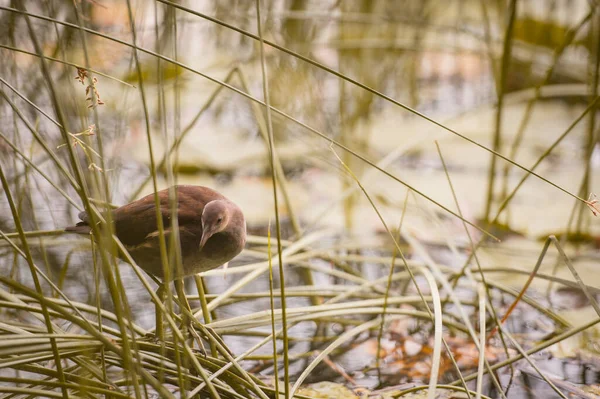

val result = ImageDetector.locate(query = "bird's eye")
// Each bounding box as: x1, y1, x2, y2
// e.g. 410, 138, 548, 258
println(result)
217, 217, 223, 223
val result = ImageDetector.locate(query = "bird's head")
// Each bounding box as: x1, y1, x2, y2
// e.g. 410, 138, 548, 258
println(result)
199, 200, 230, 249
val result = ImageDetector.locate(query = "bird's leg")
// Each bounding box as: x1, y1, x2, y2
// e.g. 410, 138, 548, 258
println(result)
143, 284, 166, 342
174, 278, 206, 353
155, 284, 166, 341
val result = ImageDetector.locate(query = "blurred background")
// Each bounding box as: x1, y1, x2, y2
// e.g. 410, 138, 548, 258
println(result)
1, 0, 600, 397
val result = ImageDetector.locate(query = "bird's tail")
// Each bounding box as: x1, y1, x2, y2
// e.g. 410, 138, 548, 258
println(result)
64, 222, 92, 235
64, 211, 92, 235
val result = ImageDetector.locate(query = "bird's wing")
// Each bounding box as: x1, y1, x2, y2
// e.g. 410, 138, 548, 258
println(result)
112, 200, 167, 246
112, 185, 223, 247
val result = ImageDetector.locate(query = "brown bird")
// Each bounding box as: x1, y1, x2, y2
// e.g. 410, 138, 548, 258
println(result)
65, 185, 246, 280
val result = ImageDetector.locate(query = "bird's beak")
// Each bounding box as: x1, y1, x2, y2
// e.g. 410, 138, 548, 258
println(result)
199, 226, 214, 250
